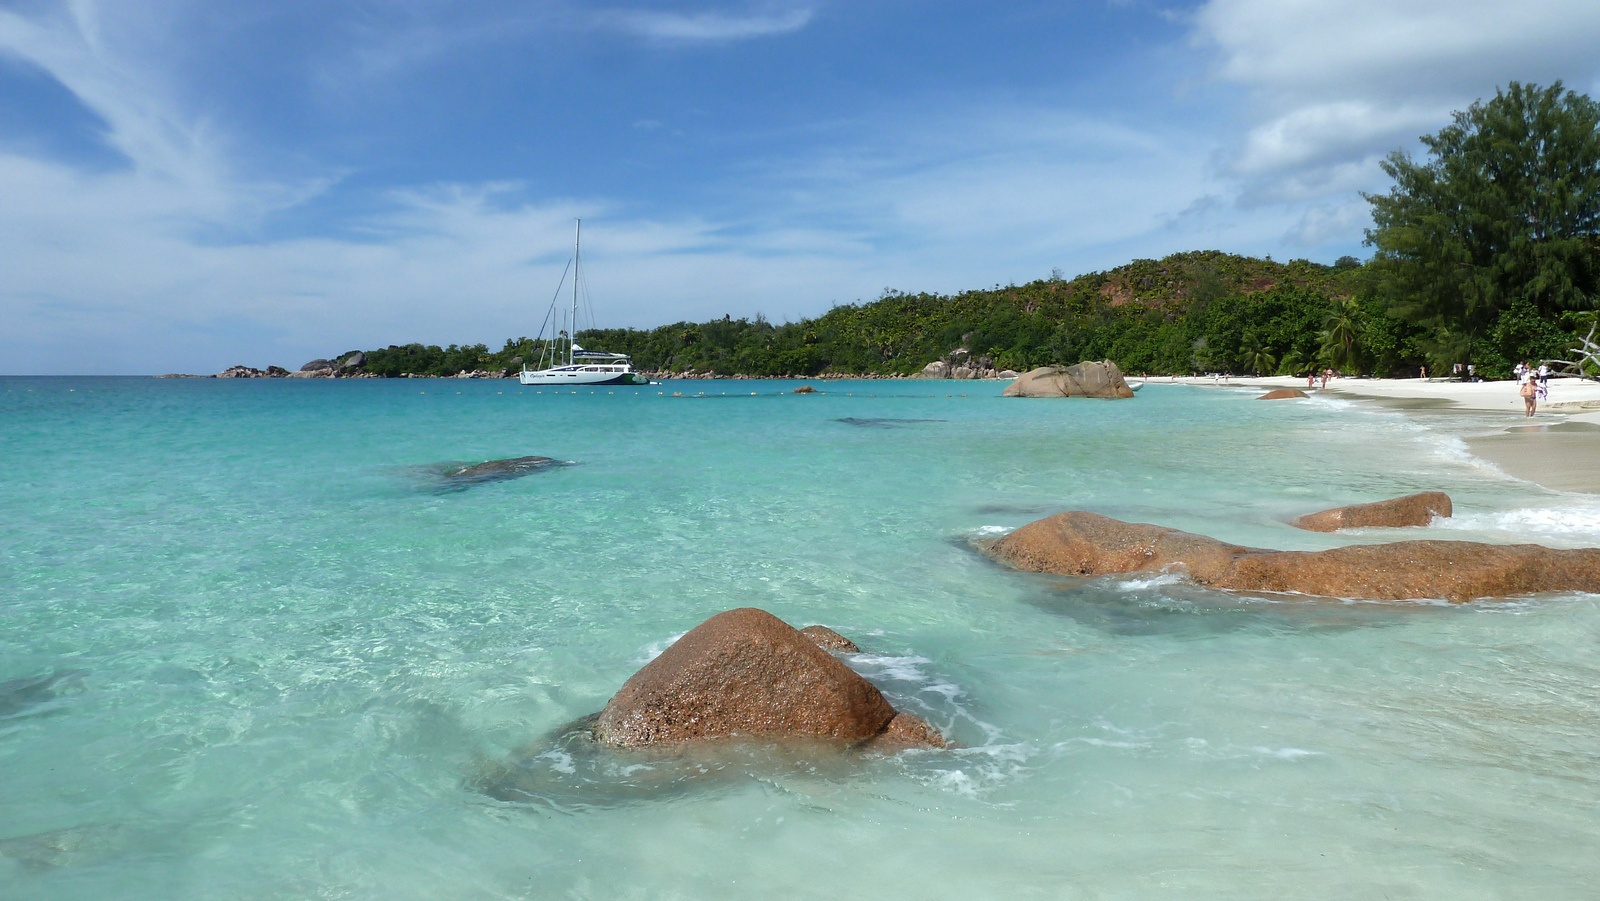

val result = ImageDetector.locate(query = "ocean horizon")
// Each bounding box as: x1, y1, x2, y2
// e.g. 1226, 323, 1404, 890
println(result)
4, 376, 1599, 899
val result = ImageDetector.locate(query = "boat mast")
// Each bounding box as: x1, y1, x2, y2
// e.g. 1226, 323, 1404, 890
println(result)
570, 218, 581, 367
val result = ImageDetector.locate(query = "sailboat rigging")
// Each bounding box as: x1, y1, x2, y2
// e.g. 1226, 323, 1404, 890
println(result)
519, 219, 648, 387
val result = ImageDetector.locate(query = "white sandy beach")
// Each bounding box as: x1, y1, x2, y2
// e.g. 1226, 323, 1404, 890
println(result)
1161, 373, 1600, 495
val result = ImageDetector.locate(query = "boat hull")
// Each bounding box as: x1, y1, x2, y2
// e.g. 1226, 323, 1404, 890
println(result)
519, 369, 648, 387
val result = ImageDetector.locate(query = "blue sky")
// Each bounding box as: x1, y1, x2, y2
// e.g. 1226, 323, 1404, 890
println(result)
4, 1, 1600, 373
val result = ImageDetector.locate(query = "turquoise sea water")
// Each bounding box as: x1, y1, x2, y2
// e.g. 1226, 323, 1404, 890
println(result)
3, 377, 1599, 899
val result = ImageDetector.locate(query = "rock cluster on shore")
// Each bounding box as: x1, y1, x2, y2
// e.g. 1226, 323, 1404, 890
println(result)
912, 346, 1019, 380
982, 510, 1600, 602
1002, 361, 1135, 398
592, 608, 945, 752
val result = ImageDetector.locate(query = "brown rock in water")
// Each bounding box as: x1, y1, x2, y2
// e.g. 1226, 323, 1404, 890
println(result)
983, 511, 1600, 602
1292, 492, 1452, 532
1002, 361, 1134, 399
1258, 388, 1309, 400
593, 608, 942, 749
988, 511, 1252, 585
862, 712, 948, 752
793, 385, 818, 394
800, 625, 859, 652
1221, 540, 1600, 602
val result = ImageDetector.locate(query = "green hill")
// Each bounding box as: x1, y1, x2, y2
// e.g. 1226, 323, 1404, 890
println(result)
358, 251, 1433, 378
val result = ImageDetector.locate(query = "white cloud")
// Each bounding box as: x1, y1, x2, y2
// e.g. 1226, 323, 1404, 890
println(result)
1197, 0, 1600, 95
1191, 0, 1600, 236
601, 6, 813, 42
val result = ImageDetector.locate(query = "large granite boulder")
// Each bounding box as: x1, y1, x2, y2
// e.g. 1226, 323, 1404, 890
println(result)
1292, 492, 1452, 532
300, 359, 335, 372
340, 351, 366, 369
916, 361, 952, 379
1002, 361, 1134, 399
1258, 388, 1309, 400
593, 608, 943, 749
982, 511, 1600, 603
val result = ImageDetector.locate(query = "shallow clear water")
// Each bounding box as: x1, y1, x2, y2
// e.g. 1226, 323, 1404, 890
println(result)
3, 377, 1598, 899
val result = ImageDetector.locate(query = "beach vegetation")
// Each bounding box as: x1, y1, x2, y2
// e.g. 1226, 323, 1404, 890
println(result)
1366, 81, 1600, 378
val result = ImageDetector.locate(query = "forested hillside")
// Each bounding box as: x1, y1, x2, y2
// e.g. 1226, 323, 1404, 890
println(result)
356, 245, 1594, 380
359, 251, 1417, 378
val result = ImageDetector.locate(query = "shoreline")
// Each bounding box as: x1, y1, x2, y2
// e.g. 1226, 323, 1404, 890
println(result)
1161, 374, 1600, 496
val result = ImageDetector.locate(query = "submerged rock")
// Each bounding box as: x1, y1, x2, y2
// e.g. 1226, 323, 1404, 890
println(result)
982, 511, 1600, 603
834, 417, 946, 428
1002, 361, 1135, 399
1292, 492, 1452, 532
593, 608, 943, 749
440, 456, 561, 485
1258, 388, 1309, 400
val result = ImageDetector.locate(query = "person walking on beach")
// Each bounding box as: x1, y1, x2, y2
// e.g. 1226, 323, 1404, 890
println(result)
1538, 362, 1550, 401
1519, 365, 1537, 416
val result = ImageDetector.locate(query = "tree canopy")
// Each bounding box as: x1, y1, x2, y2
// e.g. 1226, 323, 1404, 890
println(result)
1366, 81, 1600, 371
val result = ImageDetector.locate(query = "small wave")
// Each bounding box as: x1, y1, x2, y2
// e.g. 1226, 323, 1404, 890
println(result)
632, 631, 687, 664
1054, 737, 1150, 750
1434, 503, 1600, 543
912, 742, 1034, 798
847, 653, 933, 684
971, 525, 1013, 537
1252, 746, 1322, 760
1112, 572, 1188, 592
1303, 394, 1357, 411
537, 748, 576, 774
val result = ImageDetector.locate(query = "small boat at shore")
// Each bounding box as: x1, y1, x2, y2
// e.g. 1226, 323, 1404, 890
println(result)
521, 220, 648, 388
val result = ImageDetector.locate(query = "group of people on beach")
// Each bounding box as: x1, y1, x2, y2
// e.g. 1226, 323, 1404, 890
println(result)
1516, 361, 1550, 416
1305, 368, 1337, 389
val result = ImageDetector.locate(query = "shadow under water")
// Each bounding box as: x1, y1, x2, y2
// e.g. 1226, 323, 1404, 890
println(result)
407, 456, 569, 493
0, 671, 85, 722
0, 822, 127, 874
834, 417, 947, 428
1019, 572, 1445, 639
469, 714, 943, 813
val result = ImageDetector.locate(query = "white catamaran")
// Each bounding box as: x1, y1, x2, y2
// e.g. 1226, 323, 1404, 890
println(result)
520, 220, 649, 387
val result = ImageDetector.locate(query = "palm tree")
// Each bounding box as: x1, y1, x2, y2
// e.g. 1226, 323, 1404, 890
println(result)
1277, 348, 1312, 377
1240, 335, 1277, 377
1320, 297, 1363, 372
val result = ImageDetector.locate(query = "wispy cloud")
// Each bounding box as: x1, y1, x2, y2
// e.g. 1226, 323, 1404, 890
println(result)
600, 6, 813, 42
